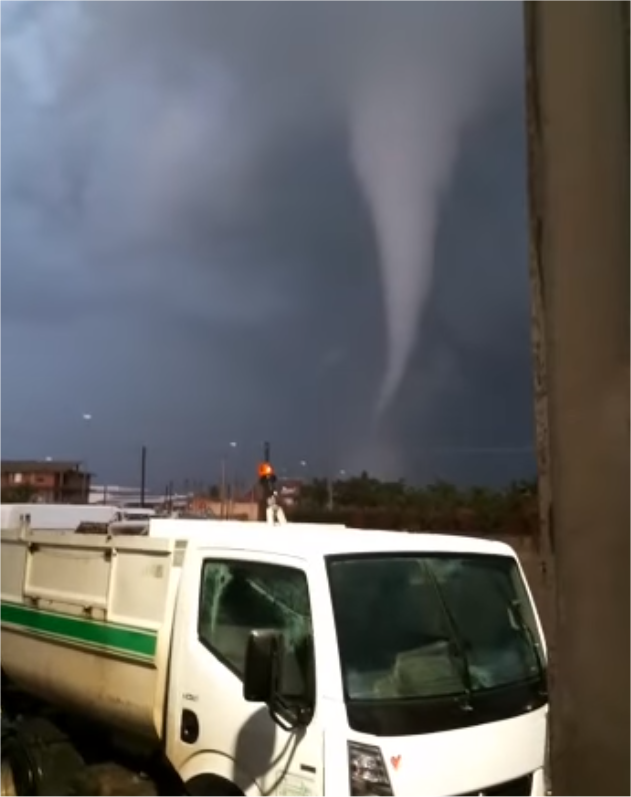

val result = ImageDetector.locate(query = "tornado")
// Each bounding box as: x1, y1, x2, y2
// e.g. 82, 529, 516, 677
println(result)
348, 8, 519, 415
350, 73, 462, 415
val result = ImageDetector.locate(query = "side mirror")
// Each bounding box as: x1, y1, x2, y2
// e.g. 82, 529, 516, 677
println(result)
243, 629, 284, 704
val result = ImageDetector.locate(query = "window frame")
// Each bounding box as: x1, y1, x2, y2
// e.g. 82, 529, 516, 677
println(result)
324, 551, 547, 736
196, 557, 316, 688
325, 551, 545, 703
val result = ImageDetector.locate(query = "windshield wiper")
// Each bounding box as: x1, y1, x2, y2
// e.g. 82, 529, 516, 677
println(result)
510, 598, 548, 696
422, 562, 474, 711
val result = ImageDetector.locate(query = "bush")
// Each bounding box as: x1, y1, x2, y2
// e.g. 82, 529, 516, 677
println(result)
288, 477, 539, 537
1, 485, 37, 503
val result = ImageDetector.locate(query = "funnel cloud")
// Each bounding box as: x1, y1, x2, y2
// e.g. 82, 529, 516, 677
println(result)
2, 3, 533, 485
347, 11, 517, 410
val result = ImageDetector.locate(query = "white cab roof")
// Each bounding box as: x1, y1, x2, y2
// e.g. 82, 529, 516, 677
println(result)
148, 518, 516, 560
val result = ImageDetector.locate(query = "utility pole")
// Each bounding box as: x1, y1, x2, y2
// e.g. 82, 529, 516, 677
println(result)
140, 445, 147, 508
168, 480, 174, 514
220, 458, 227, 519
256, 441, 272, 521
524, 3, 629, 794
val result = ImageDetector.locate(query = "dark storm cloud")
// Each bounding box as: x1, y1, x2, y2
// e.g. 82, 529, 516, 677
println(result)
393, 96, 535, 485
1, 2, 532, 486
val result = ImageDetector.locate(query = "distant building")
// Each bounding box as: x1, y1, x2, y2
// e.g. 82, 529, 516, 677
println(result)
1, 460, 91, 504
188, 494, 255, 521
89, 484, 174, 508
277, 478, 304, 506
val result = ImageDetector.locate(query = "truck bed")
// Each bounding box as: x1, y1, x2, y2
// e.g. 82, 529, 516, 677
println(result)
1, 527, 184, 741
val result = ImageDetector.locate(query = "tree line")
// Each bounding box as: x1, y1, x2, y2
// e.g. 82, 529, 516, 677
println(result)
1, 473, 540, 538
288, 472, 539, 537
1, 485, 37, 503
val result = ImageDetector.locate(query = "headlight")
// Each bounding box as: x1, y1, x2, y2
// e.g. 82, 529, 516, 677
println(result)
348, 742, 393, 796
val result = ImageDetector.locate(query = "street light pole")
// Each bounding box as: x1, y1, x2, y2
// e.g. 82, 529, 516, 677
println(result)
219, 442, 238, 519
228, 441, 237, 517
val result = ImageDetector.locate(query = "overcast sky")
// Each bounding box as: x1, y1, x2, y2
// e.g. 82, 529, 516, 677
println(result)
1, 2, 535, 489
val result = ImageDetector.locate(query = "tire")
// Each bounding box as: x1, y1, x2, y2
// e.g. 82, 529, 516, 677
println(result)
0, 728, 37, 797
184, 774, 244, 796
1, 757, 17, 797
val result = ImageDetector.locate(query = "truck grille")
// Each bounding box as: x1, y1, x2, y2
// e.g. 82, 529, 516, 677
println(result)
459, 773, 533, 796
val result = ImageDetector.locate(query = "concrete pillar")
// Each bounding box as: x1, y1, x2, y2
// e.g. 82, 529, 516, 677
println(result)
524, 3, 629, 794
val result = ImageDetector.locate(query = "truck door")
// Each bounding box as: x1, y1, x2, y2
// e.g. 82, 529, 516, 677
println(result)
166, 550, 323, 797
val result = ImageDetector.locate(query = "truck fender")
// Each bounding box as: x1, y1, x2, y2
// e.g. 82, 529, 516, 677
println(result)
178, 752, 260, 796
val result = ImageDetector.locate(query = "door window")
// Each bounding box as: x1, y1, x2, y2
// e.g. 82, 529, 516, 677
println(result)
198, 560, 314, 700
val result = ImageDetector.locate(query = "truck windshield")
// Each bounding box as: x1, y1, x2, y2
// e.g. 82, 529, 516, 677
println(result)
327, 553, 545, 706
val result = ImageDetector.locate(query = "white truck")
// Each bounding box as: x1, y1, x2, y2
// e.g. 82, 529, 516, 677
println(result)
1, 507, 549, 796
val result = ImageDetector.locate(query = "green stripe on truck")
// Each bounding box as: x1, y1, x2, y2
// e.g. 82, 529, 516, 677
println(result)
1, 602, 157, 660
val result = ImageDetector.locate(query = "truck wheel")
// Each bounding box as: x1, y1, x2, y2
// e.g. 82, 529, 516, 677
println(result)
1, 757, 17, 797
1, 734, 36, 796
184, 774, 244, 796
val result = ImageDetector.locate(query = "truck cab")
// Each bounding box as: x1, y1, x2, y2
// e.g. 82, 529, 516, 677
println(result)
165, 526, 548, 796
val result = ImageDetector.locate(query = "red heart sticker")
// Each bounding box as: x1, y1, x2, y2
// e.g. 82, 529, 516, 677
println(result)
390, 755, 401, 771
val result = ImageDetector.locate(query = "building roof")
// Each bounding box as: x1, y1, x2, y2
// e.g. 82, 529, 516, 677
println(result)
1, 460, 84, 474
